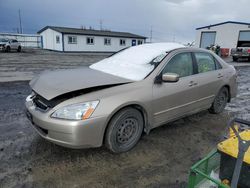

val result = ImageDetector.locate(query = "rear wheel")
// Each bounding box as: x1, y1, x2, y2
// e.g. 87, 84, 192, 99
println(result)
17, 46, 21, 52
209, 87, 229, 114
105, 107, 144, 153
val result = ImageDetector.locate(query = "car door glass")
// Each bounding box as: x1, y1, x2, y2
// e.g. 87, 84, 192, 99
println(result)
194, 52, 216, 73
162, 52, 193, 77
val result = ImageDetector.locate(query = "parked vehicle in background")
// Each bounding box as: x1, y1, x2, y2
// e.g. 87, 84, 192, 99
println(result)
25, 43, 237, 153
0, 38, 22, 52
231, 43, 250, 61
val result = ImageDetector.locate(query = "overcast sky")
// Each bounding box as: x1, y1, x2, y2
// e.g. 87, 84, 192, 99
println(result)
0, 0, 249, 43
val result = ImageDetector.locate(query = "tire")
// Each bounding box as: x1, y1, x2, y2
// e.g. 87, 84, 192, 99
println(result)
5, 46, 10, 52
209, 87, 229, 114
17, 46, 21, 52
232, 56, 238, 62
105, 107, 144, 153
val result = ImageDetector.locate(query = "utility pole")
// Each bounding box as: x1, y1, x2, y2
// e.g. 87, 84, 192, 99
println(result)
150, 26, 153, 43
18, 9, 23, 34
99, 19, 103, 30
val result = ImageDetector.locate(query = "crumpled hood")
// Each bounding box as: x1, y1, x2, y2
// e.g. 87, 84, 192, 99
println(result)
30, 67, 132, 100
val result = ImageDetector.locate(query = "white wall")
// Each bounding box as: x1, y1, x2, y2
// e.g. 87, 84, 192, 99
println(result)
63, 34, 144, 52
40, 28, 63, 51
195, 23, 250, 49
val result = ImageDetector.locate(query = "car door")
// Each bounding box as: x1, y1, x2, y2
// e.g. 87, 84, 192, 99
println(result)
152, 52, 201, 127
191, 52, 224, 107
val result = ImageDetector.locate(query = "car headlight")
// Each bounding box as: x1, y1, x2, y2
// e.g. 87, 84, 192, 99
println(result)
51, 101, 99, 120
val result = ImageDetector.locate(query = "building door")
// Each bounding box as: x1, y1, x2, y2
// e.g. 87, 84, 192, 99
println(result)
200, 32, 216, 48
132, 39, 136, 46
237, 31, 250, 47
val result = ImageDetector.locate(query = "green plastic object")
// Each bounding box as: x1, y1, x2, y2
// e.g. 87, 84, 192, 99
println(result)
188, 149, 229, 188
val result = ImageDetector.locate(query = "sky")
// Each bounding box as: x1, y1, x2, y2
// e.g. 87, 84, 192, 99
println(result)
0, 0, 250, 43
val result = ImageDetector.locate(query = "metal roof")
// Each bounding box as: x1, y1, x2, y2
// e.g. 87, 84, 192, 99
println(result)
37, 26, 146, 39
196, 21, 250, 30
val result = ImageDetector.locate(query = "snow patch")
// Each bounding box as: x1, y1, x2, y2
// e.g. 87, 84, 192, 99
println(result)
90, 42, 185, 81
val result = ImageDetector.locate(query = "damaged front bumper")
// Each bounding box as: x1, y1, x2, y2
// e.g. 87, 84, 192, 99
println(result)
25, 99, 108, 149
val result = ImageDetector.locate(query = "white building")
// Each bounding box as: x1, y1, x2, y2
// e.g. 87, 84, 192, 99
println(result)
0, 33, 41, 48
38, 26, 146, 52
195, 21, 250, 51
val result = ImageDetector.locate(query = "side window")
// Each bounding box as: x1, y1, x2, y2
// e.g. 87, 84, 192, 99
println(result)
120, 39, 126, 46
68, 36, 77, 44
86, 37, 94, 45
162, 52, 193, 77
194, 52, 216, 73
56, 36, 60, 44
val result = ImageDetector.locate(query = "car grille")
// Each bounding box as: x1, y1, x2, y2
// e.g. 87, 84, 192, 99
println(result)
33, 95, 50, 111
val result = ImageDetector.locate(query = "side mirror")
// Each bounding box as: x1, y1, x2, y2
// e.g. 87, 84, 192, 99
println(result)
162, 73, 179, 82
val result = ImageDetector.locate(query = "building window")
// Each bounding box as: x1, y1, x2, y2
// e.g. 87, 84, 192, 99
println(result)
104, 38, 111, 45
137, 40, 143, 45
56, 35, 60, 43
68, 36, 77, 44
87, 37, 94, 45
120, 39, 126, 46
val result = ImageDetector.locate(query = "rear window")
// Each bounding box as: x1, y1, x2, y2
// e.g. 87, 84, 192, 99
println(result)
194, 52, 216, 73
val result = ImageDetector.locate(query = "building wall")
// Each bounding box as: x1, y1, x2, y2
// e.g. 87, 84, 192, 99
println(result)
0, 33, 41, 48
195, 23, 250, 49
63, 34, 144, 52
40, 28, 63, 51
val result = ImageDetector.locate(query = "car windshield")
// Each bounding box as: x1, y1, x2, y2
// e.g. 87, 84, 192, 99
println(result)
0, 38, 8, 42
90, 43, 184, 81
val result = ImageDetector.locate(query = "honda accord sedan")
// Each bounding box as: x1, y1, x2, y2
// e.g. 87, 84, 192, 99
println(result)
25, 43, 237, 153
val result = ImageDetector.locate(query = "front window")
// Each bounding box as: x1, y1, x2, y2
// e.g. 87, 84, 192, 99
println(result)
162, 53, 193, 77
68, 36, 77, 44
87, 37, 94, 45
120, 39, 126, 46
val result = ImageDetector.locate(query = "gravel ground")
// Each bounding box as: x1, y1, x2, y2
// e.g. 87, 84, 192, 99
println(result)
0, 50, 250, 188
0, 49, 108, 82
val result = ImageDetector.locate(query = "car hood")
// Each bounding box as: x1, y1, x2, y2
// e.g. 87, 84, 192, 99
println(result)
30, 67, 132, 100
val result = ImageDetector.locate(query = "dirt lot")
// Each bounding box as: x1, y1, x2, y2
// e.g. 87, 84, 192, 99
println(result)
0, 50, 250, 188
0, 49, 108, 82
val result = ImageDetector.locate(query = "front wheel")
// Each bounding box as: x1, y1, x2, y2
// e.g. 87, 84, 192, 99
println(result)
209, 87, 229, 114
105, 107, 144, 153
5, 46, 10, 52
17, 46, 21, 52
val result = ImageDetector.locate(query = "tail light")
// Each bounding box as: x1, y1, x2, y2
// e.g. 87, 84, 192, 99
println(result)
248, 49, 250, 53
